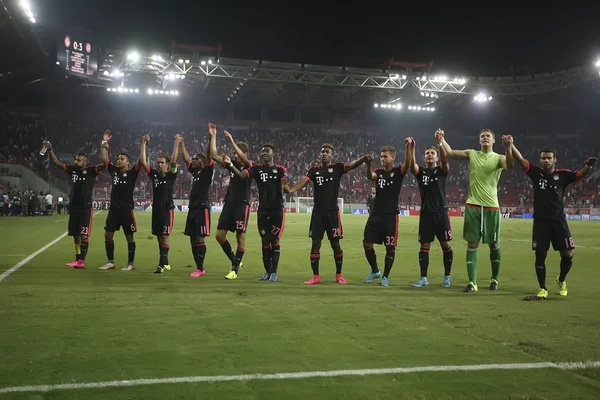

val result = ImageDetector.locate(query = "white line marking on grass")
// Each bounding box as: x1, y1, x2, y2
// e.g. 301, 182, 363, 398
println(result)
506, 239, 598, 250
53, 219, 65, 223
0, 361, 599, 394
0, 211, 101, 283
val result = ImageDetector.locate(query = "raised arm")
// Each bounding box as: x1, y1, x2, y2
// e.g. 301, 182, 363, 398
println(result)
179, 136, 191, 165
436, 129, 471, 161
100, 130, 111, 164
139, 135, 151, 173
437, 134, 450, 173
410, 137, 419, 174
365, 155, 376, 181
499, 135, 515, 170
400, 137, 413, 175
344, 155, 368, 172
224, 130, 251, 168
223, 155, 249, 179
507, 140, 529, 171
171, 136, 181, 171
42, 141, 65, 169
208, 123, 224, 166
575, 157, 598, 180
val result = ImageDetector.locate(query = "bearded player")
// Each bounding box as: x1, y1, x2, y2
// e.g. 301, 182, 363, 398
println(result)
436, 129, 514, 293
509, 140, 597, 298
362, 139, 412, 287
43, 141, 106, 268
99, 130, 142, 271
410, 139, 453, 288
226, 144, 290, 282
210, 128, 252, 280
286, 144, 368, 285
139, 134, 181, 273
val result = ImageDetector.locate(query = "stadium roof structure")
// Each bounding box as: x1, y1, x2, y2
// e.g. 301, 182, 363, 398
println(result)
100, 48, 600, 111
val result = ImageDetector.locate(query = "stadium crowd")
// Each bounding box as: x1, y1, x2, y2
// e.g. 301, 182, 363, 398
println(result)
2, 109, 600, 213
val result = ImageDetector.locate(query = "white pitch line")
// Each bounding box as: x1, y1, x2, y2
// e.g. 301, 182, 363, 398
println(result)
506, 239, 598, 249
0, 211, 101, 283
0, 361, 599, 394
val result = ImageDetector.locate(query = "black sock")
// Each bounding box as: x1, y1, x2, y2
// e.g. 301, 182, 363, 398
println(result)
535, 251, 547, 289
310, 253, 320, 275
193, 243, 206, 271
233, 247, 245, 272
105, 240, 114, 262
159, 245, 170, 266
220, 240, 235, 263
262, 245, 271, 273
559, 255, 573, 282
334, 252, 343, 275
127, 242, 136, 264
80, 240, 89, 261
383, 248, 395, 278
271, 244, 281, 274
419, 248, 429, 278
443, 248, 453, 276
364, 246, 379, 273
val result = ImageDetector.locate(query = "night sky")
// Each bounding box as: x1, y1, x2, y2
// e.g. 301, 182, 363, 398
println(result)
33, 1, 600, 77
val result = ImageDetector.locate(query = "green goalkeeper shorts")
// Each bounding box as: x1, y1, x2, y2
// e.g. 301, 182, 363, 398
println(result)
463, 204, 501, 244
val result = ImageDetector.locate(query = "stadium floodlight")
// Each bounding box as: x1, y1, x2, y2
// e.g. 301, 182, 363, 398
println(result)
474, 93, 493, 102
107, 87, 140, 94
152, 54, 164, 62
19, 0, 36, 23
420, 91, 439, 99
407, 105, 435, 112
595, 60, 600, 68
127, 52, 139, 62
373, 103, 379, 107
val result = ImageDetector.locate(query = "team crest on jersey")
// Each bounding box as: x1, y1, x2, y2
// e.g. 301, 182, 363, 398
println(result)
553, 175, 559, 180
532, 240, 537, 249
260, 229, 266, 235
123, 173, 127, 177
328, 168, 333, 173
83, 169, 87, 174
272, 169, 277, 173
390, 172, 394, 177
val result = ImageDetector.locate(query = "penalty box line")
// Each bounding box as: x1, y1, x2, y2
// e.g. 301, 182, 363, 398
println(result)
0, 211, 101, 283
1, 361, 599, 394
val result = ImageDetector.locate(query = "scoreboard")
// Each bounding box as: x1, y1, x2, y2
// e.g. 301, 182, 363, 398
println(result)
56, 31, 98, 80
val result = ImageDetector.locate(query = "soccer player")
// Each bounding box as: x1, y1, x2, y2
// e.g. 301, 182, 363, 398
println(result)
99, 130, 142, 271
436, 129, 514, 293
211, 128, 252, 280
366, 187, 376, 213
362, 139, 412, 287
179, 128, 214, 278
42, 140, 106, 268
410, 140, 453, 288
139, 134, 181, 273
286, 145, 368, 285
225, 143, 290, 282
508, 141, 597, 298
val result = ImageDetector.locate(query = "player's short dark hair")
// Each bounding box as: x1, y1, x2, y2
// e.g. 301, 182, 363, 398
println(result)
380, 145, 396, 158
236, 142, 249, 154
321, 143, 334, 152
262, 143, 275, 152
192, 154, 206, 163
539, 148, 557, 158
158, 155, 171, 163
76, 152, 88, 159
479, 129, 495, 138
425, 146, 438, 156
119, 152, 131, 161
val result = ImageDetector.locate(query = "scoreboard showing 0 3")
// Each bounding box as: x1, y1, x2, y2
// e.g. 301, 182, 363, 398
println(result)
57, 30, 98, 80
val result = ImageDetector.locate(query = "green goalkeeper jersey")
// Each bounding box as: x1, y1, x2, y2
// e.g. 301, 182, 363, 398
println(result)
466, 150, 503, 208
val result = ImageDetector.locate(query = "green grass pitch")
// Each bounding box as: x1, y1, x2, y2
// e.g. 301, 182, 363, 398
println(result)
1, 211, 600, 399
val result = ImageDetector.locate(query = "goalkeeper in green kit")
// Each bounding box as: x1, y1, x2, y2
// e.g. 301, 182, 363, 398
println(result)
436, 129, 514, 292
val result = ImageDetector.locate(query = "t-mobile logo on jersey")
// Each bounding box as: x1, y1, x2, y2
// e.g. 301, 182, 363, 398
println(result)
378, 178, 386, 188
422, 175, 430, 186
539, 178, 547, 189
259, 171, 269, 182
315, 176, 324, 186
